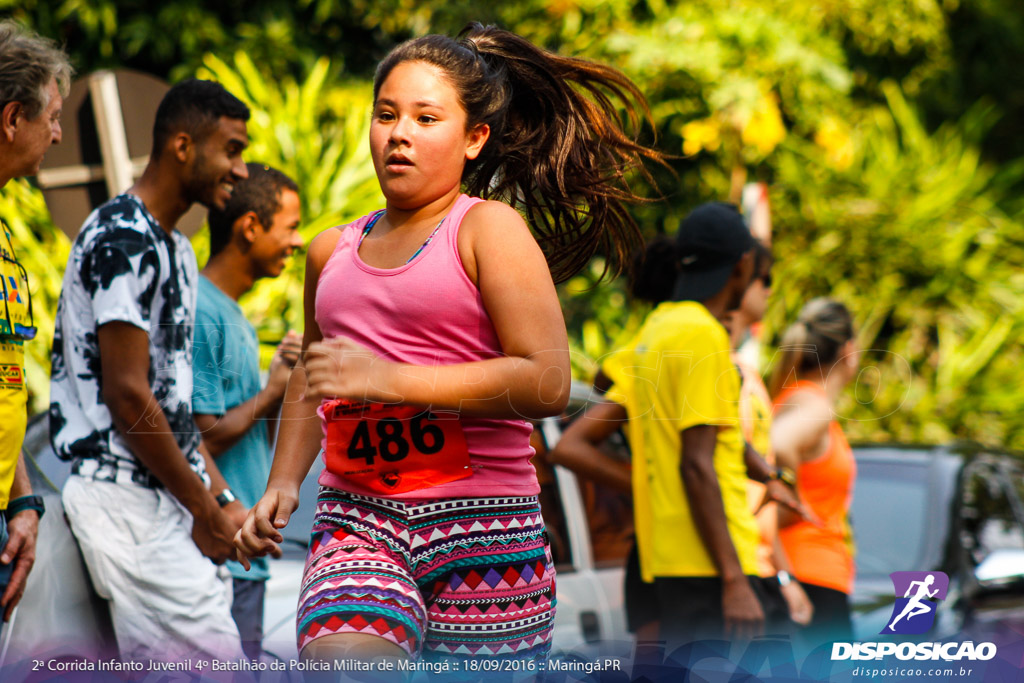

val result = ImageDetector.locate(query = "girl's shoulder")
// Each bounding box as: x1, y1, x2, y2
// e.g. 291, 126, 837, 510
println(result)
458, 200, 539, 286
773, 388, 833, 438
774, 385, 832, 416
459, 199, 532, 250
307, 224, 350, 271
462, 198, 527, 231
772, 388, 833, 464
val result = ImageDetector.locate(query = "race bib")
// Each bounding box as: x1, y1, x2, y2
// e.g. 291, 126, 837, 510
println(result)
324, 399, 472, 494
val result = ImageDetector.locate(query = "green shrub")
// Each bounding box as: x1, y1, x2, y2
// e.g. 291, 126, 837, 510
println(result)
765, 85, 1024, 448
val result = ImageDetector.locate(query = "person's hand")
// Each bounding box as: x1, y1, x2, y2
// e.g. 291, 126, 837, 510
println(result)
722, 575, 764, 641
780, 578, 814, 626
1, 510, 39, 621
191, 503, 239, 565
234, 487, 299, 571
305, 337, 395, 402
223, 500, 249, 531
277, 330, 302, 367
760, 479, 820, 526
266, 331, 303, 400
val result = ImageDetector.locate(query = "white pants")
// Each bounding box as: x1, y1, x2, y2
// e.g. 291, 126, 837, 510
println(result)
62, 475, 243, 663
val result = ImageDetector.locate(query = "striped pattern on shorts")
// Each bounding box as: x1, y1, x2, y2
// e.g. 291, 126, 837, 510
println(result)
297, 487, 556, 659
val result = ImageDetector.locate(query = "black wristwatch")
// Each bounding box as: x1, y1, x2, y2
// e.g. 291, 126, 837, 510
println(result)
6, 494, 45, 521
767, 466, 797, 488
215, 489, 237, 507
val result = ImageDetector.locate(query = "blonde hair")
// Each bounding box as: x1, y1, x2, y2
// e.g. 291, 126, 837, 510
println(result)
769, 298, 854, 397
0, 20, 73, 120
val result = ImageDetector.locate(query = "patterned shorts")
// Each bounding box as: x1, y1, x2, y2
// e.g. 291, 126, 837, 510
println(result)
297, 488, 556, 660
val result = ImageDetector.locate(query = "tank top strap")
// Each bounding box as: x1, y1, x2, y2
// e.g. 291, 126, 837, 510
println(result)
443, 194, 486, 251
324, 212, 379, 265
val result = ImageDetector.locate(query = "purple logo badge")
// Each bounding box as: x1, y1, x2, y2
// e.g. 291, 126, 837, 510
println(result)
882, 571, 949, 635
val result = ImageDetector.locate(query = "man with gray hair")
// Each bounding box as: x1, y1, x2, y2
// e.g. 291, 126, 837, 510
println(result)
0, 20, 72, 621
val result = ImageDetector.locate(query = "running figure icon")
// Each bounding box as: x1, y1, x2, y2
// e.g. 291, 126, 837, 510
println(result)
882, 571, 949, 635
887, 574, 939, 632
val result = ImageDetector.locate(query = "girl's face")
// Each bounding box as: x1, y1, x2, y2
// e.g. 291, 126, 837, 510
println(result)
370, 60, 490, 209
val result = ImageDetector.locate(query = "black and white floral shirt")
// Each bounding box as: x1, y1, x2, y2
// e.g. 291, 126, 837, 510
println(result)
49, 193, 207, 488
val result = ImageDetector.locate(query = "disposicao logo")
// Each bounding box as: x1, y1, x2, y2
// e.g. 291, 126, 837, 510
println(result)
832, 569, 996, 663
882, 571, 949, 635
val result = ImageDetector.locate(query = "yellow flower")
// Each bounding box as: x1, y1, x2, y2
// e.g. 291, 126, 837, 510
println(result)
681, 118, 721, 156
815, 115, 855, 170
742, 93, 786, 157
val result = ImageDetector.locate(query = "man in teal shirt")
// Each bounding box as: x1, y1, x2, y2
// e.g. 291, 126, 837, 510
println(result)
192, 162, 303, 659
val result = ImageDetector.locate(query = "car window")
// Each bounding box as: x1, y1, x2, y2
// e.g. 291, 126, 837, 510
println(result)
960, 459, 1024, 566
851, 460, 930, 578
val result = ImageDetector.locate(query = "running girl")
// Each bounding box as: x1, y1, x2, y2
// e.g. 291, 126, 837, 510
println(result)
235, 23, 663, 664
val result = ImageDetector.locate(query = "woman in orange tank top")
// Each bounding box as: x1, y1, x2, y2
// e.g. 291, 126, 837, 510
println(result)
769, 298, 859, 651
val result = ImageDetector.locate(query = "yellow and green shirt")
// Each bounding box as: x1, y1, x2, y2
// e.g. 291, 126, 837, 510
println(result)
0, 224, 31, 509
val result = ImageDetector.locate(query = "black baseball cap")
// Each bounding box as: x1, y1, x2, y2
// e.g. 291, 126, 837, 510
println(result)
672, 202, 755, 302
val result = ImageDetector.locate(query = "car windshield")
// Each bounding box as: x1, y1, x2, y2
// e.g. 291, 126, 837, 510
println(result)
960, 457, 1024, 566
852, 460, 931, 578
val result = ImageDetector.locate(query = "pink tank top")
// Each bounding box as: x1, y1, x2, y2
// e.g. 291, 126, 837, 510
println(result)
315, 194, 538, 499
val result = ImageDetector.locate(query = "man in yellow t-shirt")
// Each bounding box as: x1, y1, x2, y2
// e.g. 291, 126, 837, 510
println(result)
0, 20, 72, 620
607, 203, 792, 644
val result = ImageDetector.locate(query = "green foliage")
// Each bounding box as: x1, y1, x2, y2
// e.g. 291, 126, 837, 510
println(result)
4, 0, 334, 79
782, 0, 952, 97
544, 0, 863, 383
926, 0, 1024, 167
5, 0, 1024, 452
558, 259, 650, 382
0, 180, 71, 414
9, 0, 1024, 166
764, 84, 1024, 448
194, 53, 383, 362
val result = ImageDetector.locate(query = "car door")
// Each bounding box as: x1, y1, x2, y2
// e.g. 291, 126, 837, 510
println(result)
536, 417, 631, 657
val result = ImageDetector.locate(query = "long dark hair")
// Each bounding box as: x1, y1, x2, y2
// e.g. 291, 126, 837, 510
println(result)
374, 23, 665, 283
769, 298, 855, 397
